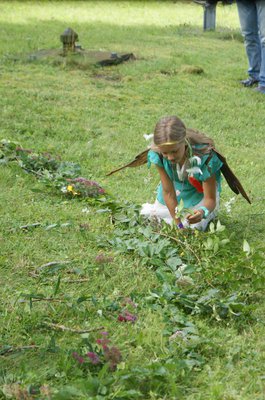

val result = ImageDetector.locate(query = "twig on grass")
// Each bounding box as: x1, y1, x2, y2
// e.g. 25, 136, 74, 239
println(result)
0, 345, 39, 356
158, 231, 201, 265
43, 322, 104, 334
28, 271, 40, 278
19, 297, 65, 304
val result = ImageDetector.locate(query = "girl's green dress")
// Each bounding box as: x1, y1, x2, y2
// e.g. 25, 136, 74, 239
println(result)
147, 145, 223, 208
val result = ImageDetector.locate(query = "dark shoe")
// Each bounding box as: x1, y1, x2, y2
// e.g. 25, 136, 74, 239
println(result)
253, 85, 265, 94
240, 77, 259, 87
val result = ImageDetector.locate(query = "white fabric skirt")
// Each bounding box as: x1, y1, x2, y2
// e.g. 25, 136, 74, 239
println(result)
140, 194, 220, 231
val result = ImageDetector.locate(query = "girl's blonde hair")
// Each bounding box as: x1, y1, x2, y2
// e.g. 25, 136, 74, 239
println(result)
151, 115, 215, 155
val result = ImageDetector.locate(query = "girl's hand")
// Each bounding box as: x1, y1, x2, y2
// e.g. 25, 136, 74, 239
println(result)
186, 209, 204, 224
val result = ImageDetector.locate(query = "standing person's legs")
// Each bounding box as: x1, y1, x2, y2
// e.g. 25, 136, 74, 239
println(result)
237, 0, 261, 84
256, 0, 265, 89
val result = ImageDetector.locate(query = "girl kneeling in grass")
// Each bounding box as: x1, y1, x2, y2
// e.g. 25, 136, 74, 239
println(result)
108, 115, 250, 230
141, 115, 222, 231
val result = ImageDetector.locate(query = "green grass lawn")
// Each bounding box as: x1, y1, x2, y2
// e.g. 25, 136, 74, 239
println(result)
1, 1, 265, 399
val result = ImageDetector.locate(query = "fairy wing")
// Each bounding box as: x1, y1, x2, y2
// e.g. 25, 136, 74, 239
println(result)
107, 146, 251, 204
106, 149, 149, 176
213, 149, 251, 204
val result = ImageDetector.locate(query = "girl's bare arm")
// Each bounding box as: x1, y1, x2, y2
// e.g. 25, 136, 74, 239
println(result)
156, 165, 181, 224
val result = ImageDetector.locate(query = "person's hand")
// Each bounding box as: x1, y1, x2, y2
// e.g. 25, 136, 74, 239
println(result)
186, 209, 204, 224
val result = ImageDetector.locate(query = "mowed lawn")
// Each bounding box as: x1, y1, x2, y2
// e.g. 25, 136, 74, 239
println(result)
0, 1, 265, 399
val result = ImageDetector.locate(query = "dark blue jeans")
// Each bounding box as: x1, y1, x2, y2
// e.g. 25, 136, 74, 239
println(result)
237, 0, 265, 86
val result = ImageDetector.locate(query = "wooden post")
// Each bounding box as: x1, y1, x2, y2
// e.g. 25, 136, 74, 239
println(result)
203, 3, 217, 31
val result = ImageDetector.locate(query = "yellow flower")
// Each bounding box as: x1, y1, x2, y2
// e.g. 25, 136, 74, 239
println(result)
67, 185, 78, 195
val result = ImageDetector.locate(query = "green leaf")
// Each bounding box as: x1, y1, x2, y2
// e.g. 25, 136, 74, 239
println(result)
154, 366, 168, 376
61, 222, 72, 228
38, 263, 70, 275
220, 238, 230, 246
209, 222, 215, 233
243, 239, 251, 256
177, 199, 185, 213
166, 256, 182, 270
53, 386, 84, 399
53, 276, 61, 296
204, 237, 214, 250
77, 296, 91, 304
156, 269, 170, 283
45, 223, 58, 230
213, 242, 219, 253
216, 220, 225, 232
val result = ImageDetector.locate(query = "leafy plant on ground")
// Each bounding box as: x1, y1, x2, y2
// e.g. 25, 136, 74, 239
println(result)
0, 139, 105, 199
1, 2, 265, 398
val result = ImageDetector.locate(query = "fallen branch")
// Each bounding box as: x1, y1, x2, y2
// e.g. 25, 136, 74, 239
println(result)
0, 345, 39, 356
19, 297, 65, 303
43, 322, 104, 334
158, 231, 201, 265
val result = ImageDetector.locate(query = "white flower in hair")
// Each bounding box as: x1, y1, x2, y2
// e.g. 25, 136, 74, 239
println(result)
143, 133, 154, 141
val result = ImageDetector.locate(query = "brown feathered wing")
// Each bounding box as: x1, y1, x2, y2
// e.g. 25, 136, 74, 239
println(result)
107, 148, 251, 204
106, 149, 149, 176
213, 149, 251, 204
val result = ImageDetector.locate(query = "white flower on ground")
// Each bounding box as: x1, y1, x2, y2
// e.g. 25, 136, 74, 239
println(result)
224, 197, 236, 213
82, 207, 90, 213
178, 264, 188, 272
